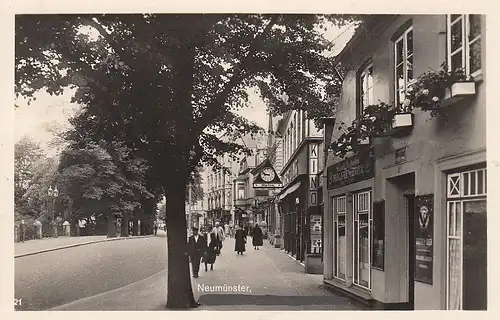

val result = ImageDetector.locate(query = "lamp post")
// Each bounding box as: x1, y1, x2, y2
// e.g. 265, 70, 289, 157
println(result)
48, 186, 59, 237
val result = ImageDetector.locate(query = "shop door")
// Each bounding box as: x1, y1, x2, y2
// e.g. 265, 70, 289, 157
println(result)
462, 200, 487, 310
446, 168, 487, 310
301, 212, 308, 262
284, 214, 289, 252
291, 212, 297, 257
406, 194, 415, 310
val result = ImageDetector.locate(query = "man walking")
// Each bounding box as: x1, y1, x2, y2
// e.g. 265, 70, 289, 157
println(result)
213, 221, 225, 255
188, 227, 206, 278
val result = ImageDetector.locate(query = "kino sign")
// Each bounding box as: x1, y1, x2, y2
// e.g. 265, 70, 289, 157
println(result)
308, 143, 319, 207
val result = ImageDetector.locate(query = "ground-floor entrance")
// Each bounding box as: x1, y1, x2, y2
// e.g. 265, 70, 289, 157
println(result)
446, 166, 487, 310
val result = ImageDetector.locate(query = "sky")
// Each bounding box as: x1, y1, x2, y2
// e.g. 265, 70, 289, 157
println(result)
14, 20, 357, 157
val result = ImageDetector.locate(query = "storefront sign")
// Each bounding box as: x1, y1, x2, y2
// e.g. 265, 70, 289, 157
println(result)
327, 151, 375, 190
415, 194, 434, 284
372, 200, 385, 270
309, 143, 319, 207
308, 191, 318, 207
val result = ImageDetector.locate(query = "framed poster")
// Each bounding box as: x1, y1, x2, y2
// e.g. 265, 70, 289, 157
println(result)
415, 194, 434, 284
372, 200, 385, 270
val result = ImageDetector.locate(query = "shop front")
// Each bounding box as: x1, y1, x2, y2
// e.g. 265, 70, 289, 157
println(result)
323, 148, 376, 303
279, 177, 307, 262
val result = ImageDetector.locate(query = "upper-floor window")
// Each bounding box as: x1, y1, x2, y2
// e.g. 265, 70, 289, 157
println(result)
237, 184, 245, 199
447, 14, 482, 77
359, 62, 374, 115
394, 26, 413, 107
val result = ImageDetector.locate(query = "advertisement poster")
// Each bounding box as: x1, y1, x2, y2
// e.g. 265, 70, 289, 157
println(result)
415, 194, 434, 284
310, 215, 322, 254
372, 200, 385, 270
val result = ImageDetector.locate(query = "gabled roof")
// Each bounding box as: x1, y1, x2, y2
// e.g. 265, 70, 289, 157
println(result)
251, 158, 271, 175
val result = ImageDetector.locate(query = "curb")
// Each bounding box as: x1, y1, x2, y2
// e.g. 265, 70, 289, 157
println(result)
15, 235, 154, 258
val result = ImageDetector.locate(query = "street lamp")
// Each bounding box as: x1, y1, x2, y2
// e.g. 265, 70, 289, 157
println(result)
48, 186, 59, 237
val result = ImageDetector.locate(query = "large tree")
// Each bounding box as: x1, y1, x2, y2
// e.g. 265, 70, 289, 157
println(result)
15, 13, 354, 308
57, 140, 154, 237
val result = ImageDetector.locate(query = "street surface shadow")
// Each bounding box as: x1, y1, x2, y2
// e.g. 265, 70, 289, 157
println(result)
198, 294, 350, 306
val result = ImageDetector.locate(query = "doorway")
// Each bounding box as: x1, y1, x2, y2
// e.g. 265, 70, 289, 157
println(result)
405, 194, 416, 310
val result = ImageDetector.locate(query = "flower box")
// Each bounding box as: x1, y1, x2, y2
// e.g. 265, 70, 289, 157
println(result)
442, 81, 476, 107
392, 113, 413, 129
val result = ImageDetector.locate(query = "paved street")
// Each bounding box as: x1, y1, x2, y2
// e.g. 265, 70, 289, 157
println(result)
48, 237, 361, 311
15, 233, 167, 311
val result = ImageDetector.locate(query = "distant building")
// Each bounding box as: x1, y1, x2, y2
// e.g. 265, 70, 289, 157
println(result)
274, 109, 325, 274
204, 133, 267, 226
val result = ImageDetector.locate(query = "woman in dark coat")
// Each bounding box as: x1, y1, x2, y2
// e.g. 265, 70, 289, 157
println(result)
251, 224, 263, 250
204, 231, 217, 271
234, 225, 246, 255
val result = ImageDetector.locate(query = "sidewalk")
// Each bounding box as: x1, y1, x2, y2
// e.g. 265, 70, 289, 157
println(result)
15, 234, 154, 257
51, 237, 362, 311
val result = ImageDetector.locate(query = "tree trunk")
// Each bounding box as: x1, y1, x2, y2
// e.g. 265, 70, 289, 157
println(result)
132, 220, 139, 236
164, 172, 196, 309
107, 213, 117, 238
121, 213, 130, 237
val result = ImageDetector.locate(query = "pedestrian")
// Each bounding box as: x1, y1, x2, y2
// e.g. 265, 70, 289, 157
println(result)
212, 221, 225, 255
187, 227, 206, 278
153, 220, 158, 236
224, 222, 230, 237
251, 223, 263, 250
203, 231, 218, 271
234, 225, 247, 255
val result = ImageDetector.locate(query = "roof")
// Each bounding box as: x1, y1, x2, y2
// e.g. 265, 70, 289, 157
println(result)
333, 15, 397, 65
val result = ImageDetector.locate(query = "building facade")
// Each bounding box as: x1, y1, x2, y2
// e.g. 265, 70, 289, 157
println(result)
322, 15, 486, 310
233, 148, 268, 227
206, 155, 240, 226
276, 109, 325, 273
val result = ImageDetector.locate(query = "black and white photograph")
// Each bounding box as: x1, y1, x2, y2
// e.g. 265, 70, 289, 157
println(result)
2, 1, 493, 314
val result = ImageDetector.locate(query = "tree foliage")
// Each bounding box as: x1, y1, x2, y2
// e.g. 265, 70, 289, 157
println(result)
14, 136, 44, 204
14, 137, 61, 222
56, 141, 155, 222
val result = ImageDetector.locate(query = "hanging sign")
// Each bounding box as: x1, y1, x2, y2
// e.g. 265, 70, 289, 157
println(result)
415, 194, 434, 284
253, 158, 283, 188
308, 143, 319, 207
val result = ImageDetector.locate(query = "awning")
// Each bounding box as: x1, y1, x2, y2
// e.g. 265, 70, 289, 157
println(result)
278, 181, 301, 201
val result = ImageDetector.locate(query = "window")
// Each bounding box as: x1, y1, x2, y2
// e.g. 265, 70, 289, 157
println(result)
447, 15, 482, 77
293, 114, 297, 152
446, 168, 487, 310
334, 196, 347, 280
297, 110, 303, 141
359, 62, 374, 114
394, 26, 414, 107
238, 184, 245, 200
302, 111, 307, 138
353, 191, 372, 290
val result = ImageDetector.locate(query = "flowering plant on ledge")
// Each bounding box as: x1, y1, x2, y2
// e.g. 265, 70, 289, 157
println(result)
330, 102, 400, 159
404, 63, 468, 120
